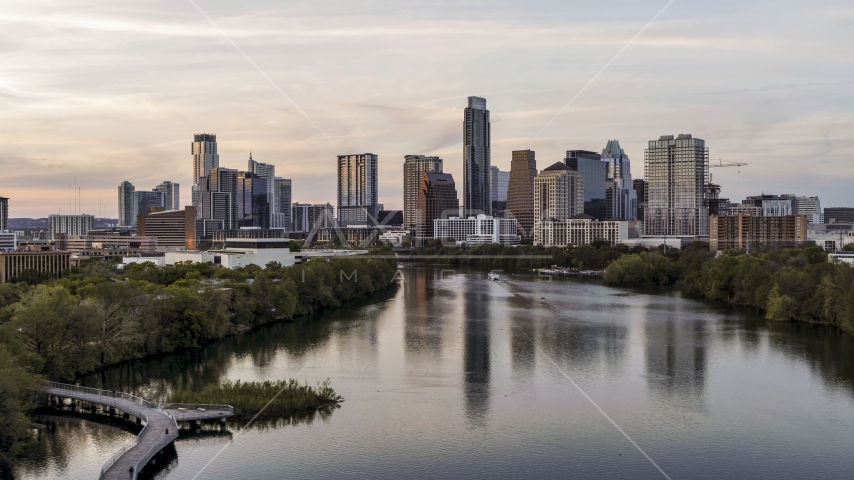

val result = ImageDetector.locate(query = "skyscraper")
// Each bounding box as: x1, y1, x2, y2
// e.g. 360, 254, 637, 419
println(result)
565, 150, 607, 220
416, 172, 459, 240
506, 150, 537, 241
292, 203, 334, 233
154, 181, 180, 210
794, 196, 822, 224
135, 191, 167, 224
601, 139, 636, 221
0, 197, 8, 232
644, 134, 709, 237
489, 166, 509, 218
463, 96, 491, 215
237, 172, 270, 229
192, 133, 219, 185
533, 163, 584, 245
117, 181, 135, 227
272, 178, 293, 231
633, 179, 647, 222
248, 153, 276, 224
403, 155, 443, 230
209, 167, 239, 229
337, 153, 379, 226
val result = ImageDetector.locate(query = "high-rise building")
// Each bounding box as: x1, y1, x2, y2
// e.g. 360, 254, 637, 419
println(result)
533, 162, 584, 245
248, 153, 276, 224
337, 154, 379, 226
601, 140, 636, 221
506, 150, 537, 241
237, 172, 270, 229
292, 203, 334, 233
824, 207, 854, 224
644, 134, 709, 237
272, 178, 292, 231
794, 196, 822, 224
192, 133, 219, 185
489, 166, 510, 218
463, 96, 491, 215
193, 167, 239, 234
117, 181, 135, 227
135, 191, 167, 223
48, 214, 94, 240
416, 172, 459, 239
154, 181, 180, 210
565, 150, 607, 220
0, 197, 8, 232
761, 195, 795, 217
633, 179, 647, 222
403, 155, 443, 230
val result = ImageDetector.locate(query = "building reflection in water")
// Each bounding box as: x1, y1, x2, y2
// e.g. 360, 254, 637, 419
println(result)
644, 305, 708, 401
402, 267, 446, 362
462, 274, 491, 429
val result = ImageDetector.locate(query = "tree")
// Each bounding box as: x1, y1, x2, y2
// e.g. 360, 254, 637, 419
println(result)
79, 282, 139, 366
8, 285, 78, 379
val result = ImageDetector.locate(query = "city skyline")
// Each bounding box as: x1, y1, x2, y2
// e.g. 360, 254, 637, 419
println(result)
0, 1, 852, 217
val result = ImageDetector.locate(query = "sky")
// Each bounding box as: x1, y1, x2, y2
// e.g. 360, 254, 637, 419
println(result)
0, 0, 852, 218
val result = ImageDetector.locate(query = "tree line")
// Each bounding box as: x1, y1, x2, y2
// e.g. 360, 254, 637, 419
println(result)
604, 243, 854, 331
0, 247, 396, 476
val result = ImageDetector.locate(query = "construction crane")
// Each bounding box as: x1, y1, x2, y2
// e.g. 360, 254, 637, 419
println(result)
710, 159, 748, 169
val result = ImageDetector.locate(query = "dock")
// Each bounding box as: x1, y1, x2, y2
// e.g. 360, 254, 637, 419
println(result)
44, 382, 233, 480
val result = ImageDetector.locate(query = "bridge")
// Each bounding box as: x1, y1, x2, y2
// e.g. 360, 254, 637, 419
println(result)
44, 382, 233, 480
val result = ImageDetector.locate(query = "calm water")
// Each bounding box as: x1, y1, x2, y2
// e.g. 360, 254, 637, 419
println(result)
17, 266, 854, 479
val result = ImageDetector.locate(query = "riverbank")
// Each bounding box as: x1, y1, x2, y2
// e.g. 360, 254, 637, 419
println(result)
0, 247, 397, 475
604, 243, 854, 333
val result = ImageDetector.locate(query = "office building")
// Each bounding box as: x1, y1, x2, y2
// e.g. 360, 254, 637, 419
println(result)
272, 178, 292, 230
706, 183, 730, 216
337, 153, 379, 227
794, 196, 822, 224
0, 197, 7, 232
117, 181, 135, 227
192, 133, 219, 185
237, 172, 270, 229
0, 232, 16, 251
292, 203, 334, 234
601, 139, 637, 221
194, 167, 239, 234
403, 155, 443, 230
533, 162, 584, 245
135, 190, 167, 222
761, 195, 795, 217
48, 214, 94, 240
824, 207, 854, 224
248, 154, 276, 223
376, 210, 403, 228
709, 214, 808, 252
633, 179, 647, 222
644, 134, 710, 237
506, 150, 537, 241
463, 96, 491, 215
538, 215, 627, 247
565, 150, 607, 220
154, 181, 180, 210
137, 206, 197, 250
416, 172, 459, 239
434, 214, 519, 245
489, 166, 510, 218
0, 251, 71, 284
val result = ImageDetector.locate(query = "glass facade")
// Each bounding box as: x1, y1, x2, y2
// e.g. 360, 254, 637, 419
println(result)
463, 96, 491, 215
644, 134, 709, 237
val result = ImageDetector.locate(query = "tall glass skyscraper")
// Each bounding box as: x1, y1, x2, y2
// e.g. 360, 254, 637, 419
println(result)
489, 166, 509, 218
463, 96, 491, 216
565, 150, 607, 220
192, 133, 219, 185
601, 139, 636, 221
117, 181, 135, 227
154, 181, 180, 210
337, 153, 379, 226
644, 134, 709, 237
506, 150, 537, 240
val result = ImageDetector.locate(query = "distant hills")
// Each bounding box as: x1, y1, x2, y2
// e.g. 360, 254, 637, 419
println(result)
8, 218, 118, 229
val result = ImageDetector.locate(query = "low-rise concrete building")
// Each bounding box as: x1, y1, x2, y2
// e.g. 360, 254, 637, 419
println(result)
537, 214, 627, 247
433, 214, 520, 245
0, 251, 71, 283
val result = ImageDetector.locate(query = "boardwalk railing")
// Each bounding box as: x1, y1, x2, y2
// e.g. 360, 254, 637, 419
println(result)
46, 382, 234, 415
45, 382, 232, 479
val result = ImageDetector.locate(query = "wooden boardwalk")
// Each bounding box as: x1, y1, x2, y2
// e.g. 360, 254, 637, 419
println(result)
45, 382, 233, 480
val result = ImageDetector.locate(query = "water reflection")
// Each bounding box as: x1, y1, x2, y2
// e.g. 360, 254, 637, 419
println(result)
643, 308, 708, 401
462, 274, 491, 429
